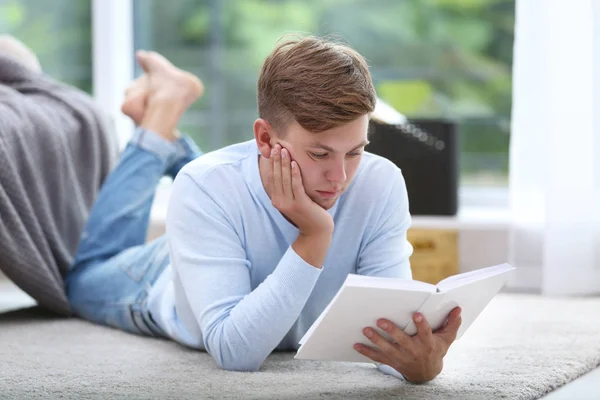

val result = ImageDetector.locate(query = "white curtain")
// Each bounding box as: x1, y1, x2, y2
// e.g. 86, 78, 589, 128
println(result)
509, 0, 600, 295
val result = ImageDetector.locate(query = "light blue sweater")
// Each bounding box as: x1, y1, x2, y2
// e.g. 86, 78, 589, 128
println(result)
147, 139, 413, 375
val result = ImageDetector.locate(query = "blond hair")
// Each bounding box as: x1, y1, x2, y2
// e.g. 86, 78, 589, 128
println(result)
257, 35, 376, 134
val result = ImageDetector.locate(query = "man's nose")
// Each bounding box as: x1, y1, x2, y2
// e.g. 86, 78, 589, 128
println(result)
326, 159, 347, 184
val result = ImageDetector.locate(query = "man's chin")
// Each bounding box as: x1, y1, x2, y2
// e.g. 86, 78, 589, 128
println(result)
314, 197, 338, 210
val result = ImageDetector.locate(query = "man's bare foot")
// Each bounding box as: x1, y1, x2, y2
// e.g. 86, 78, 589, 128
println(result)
121, 74, 148, 126
136, 50, 204, 141
137, 51, 204, 108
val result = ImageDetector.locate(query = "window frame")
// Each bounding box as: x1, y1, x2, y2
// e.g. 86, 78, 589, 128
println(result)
92, 0, 135, 149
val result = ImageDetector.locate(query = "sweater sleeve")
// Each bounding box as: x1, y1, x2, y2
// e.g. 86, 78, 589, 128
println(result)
377, 363, 407, 380
356, 167, 413, 380
356, 167, 413, 280
167, 172, 322, 372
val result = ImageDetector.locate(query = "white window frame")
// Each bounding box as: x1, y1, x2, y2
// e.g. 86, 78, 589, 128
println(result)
92, 0, 135, 149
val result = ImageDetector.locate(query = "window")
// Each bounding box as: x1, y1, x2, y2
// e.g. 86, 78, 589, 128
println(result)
0, 0, 92, 93
133, 0, 514, 188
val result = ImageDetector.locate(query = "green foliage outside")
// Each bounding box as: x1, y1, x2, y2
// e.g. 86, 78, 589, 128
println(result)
0, 0, 92, 92
1, 0, 514, 185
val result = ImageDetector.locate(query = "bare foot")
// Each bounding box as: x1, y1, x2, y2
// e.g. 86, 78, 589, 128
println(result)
121, 74, 149, 126
137, 51, 203, 109
135, 51, 204, 141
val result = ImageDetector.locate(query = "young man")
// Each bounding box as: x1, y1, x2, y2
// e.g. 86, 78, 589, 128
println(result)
66, 36, 462, 384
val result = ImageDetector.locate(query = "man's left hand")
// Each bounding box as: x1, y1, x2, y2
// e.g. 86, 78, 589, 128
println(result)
354, 307, 462, 384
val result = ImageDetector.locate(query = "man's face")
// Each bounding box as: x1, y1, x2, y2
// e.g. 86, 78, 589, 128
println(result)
275, 115, 370, 210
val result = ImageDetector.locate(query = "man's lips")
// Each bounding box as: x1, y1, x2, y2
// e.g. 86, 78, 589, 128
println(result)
317, 190, 340, 198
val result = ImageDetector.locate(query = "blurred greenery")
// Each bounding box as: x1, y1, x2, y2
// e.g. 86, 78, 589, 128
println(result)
0, 0, 92, 92
136, 0, 514, 185
1, 0, 514, 185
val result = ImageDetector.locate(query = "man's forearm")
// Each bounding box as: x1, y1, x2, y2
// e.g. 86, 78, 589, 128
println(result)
198, 246, 323, 371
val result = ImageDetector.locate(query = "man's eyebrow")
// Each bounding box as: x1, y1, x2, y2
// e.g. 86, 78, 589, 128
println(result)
308, 140, 370, 153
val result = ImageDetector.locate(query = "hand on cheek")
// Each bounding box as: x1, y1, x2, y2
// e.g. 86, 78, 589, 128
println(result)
268, 144, 334, 236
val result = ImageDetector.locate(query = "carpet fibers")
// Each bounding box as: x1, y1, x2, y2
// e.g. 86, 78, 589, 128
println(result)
1, 294, 599, 399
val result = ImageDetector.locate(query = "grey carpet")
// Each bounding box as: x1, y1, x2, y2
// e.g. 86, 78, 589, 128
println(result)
1, 294, 599, 400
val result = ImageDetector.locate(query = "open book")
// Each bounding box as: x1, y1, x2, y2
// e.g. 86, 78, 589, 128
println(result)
295, 263, 515, 363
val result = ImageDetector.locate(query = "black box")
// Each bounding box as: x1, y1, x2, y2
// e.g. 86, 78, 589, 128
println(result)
366, 118, 459, 216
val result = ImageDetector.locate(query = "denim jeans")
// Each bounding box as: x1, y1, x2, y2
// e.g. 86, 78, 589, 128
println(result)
65, 128, 202, 337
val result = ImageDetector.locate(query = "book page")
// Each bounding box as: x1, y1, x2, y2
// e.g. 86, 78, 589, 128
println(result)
404, 265, 514, 339
345, 273, 436, 292
436, 263, 514, 293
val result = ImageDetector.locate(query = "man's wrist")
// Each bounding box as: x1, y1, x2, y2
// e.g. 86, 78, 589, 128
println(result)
401, 368, 440, 384
292, 232, 332, 269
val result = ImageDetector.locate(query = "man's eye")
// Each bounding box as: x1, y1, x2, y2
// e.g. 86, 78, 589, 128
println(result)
347, 152, 362, 157
311, 152, 328, 159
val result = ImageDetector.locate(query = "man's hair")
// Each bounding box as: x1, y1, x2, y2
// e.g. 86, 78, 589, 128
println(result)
257, 35, 377, 134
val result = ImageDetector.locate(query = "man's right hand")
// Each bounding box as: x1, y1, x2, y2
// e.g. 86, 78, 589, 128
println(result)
268, 144, 334, 268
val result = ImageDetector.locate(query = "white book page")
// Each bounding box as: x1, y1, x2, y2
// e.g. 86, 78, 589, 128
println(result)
345, 273, 436, 292
436, 263, 514, 293
404, 264, 515, 338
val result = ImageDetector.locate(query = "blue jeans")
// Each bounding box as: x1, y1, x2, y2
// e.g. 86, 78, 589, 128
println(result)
65, 128, 202, 337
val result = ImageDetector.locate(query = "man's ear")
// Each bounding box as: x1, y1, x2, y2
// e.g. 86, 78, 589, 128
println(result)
253, 118, 275, 159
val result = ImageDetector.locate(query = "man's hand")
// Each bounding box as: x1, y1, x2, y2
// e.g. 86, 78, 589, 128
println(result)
268, 144, 334, 268
269, 144, 334, 236
354, 307, 462, 383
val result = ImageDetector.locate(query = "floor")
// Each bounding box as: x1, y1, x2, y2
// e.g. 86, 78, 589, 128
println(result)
1, 279, 598, 399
